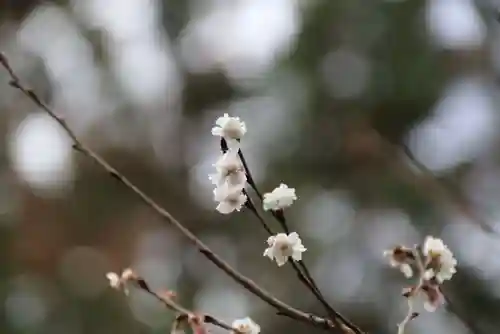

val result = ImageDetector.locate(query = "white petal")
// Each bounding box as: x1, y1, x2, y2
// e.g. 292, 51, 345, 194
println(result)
211, 127, 223, 137
121, 268, 135, 280
275, 254, 288, 267
106, 272, 120, 288
291, 250, 303, 262
216, 202, 235, 214
423, 269, 435, 280
209, 173, 223, 186
400, 264, 413, 278
263, 248, 274, 259
287, 232, 300, 244
293, 244, 307, 253
227, 171, 247, 187
266, 235, 276, 246
215, 114, 230, 126
424, 301, 437, 312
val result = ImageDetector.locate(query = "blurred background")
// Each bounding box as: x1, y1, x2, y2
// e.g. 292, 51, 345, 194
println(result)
0, 0, 500, 333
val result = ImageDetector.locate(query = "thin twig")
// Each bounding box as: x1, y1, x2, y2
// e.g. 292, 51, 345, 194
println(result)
0, 52, 338, 332
244, 192, 275, 235
237, 149, 363, 334
134, 277, 237, 332
237, 150, 264, 200
389, 142, 494, 233
397, 247, 425, 334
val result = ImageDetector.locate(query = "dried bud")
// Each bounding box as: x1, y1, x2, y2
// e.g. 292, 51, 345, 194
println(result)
402, 286, 417, 298
106, 268, 137, 295
158, 289, 177, 301
421, 282, 445, 312
188, 314, 207, 334
384, 246, 415, 278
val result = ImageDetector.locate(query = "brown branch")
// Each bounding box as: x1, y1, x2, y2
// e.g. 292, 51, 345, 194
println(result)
237, 149, 363, 334
0, 52, 340, 332
386, 141, 494, 234
133, 277, 237, 332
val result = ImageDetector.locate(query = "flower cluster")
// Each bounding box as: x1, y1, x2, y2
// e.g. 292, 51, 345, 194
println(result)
210, 114, 248, 214
210, 114, 303, 267
385, 235, 457, 325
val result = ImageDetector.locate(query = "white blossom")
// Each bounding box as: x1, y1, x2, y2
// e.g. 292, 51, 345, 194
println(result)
422, 236, 446, 257
422, 236, 457, 283
211, 113, 247, 143
213, 183, 247, 214
262, 183, 297, 211
106, 268, 136, 295
209, 150, 246, 187
263, 232, 306, 266
106, 272, 121, 289
231, 317, 261, 334
398, 263, 413, 278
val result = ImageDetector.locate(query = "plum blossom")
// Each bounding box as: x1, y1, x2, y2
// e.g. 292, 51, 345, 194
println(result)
422, 236, 457, 283
213, 183, 247, 214
262, 183, 297, 211
231, 317, 261, 334
264, 232, 306, 266
211, 113, 247, 143
106, 268, 136, 295
209, 150, 246, 187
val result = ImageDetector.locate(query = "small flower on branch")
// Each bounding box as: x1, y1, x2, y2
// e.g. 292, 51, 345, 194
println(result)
106, 268, 137, 295
422, 236, 457, 283
264, 232, 307, 267
213, 183, 247, 214
211, 113, 247, 146
231, 317, 261, 334
209, 150, 247, 188
386, 236, 457, 334
263, 183, 297, 211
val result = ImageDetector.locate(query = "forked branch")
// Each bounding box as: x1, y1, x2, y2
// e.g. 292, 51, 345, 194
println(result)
0, 52, 363, 333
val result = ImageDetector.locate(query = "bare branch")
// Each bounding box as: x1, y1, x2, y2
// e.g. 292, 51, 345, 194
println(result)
133, 276, 237, 332
0, 52, 340, 332
237, 146, 363, 334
